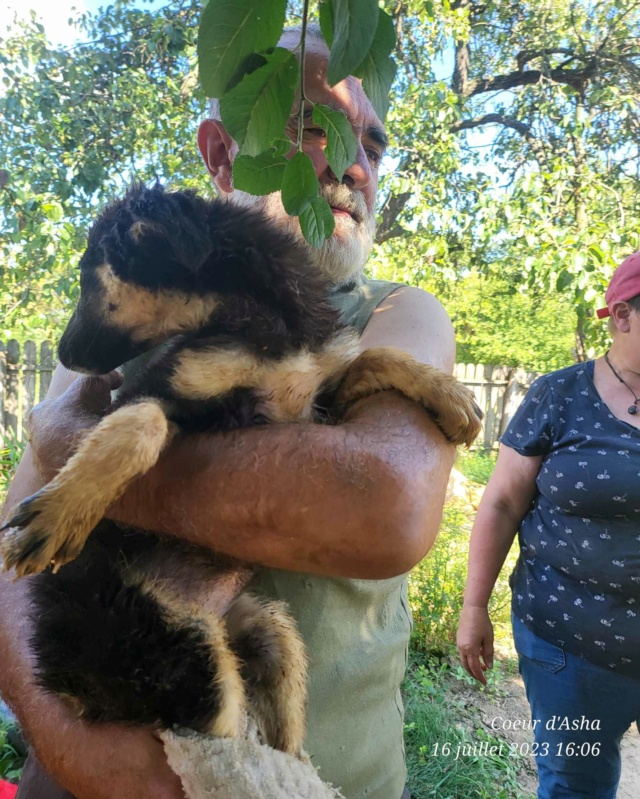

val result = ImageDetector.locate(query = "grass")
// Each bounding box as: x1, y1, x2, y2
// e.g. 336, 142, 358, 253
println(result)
404, 655, 529, 799
455, 449, 497, 486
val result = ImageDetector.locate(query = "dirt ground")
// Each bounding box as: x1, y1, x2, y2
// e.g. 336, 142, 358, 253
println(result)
445, 650, 640, 799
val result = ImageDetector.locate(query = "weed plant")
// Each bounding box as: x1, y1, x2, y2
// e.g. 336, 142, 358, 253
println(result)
455, 449, 497, 486
404, 654, 529, 799
0, 432, 25, 509
408, 496, 516, 657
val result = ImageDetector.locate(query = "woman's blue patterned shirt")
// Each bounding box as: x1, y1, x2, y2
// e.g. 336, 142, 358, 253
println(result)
501, 361, 640, 677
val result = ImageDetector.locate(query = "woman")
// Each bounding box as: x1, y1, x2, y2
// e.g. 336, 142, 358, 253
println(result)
457, 252, 640, 799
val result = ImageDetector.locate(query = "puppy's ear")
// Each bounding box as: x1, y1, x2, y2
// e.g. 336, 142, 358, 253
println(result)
119, 185, 214, 280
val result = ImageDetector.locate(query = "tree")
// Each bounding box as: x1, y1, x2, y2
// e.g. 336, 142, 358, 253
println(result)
372, 0, 640, 359
1, 0, 639, 367
0, 0, 205, 341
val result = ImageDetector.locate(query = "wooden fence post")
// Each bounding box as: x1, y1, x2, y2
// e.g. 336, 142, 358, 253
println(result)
5, 340, 20, 442
22, 340, 37, 440
39, 341, 54, 401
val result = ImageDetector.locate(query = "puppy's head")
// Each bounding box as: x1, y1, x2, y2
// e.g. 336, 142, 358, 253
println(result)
59, 184, 220, 374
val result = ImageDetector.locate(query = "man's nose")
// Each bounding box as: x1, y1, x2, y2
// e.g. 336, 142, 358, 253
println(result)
322, 142, 372, 191
339, 143, 372, 191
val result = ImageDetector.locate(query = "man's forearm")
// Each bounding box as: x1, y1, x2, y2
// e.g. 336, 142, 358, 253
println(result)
0, 445, 64, 735
111, 393, 455, 579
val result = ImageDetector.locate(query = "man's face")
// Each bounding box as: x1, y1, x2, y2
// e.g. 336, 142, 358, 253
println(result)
202, 34, 387, 286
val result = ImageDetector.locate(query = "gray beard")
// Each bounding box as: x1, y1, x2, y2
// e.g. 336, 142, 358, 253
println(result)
223, 188, 376, 288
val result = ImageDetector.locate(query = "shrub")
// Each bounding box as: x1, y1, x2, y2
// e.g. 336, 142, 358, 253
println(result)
408, 498, 515, 657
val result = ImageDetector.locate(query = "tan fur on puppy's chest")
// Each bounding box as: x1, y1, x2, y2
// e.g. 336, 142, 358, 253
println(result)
172, 330, 361, 422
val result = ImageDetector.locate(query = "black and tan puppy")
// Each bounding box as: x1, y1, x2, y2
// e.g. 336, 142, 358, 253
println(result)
0, 184, 482, 755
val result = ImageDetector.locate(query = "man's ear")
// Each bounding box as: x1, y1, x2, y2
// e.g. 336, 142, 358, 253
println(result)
198, 119, 238, 194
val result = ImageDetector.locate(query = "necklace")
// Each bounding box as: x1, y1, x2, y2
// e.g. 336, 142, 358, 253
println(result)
604, 350, 640, 415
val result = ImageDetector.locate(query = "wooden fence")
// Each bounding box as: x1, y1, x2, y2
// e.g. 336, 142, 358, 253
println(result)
0, 340, 540, 449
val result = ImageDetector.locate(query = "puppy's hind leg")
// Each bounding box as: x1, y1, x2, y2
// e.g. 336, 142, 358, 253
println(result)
1, 400, 174, 578
226, 594, 308, 756
334, 347, 484, 447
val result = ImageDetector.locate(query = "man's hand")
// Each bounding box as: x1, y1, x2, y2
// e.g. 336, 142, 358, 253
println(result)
30, 704, 185, 799
29, 371, 122, 481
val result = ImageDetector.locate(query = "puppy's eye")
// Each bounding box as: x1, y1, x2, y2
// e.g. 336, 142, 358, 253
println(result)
108, 303, 118, 312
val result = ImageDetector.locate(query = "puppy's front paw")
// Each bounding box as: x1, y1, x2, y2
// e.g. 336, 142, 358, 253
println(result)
436, 383, 484, 447
0, 488, 92, 577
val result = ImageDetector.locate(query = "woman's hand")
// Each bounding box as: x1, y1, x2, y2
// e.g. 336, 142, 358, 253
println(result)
457, 604, 494, 685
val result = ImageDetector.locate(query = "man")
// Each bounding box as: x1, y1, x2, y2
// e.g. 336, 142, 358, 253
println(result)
0, 25, 455, 799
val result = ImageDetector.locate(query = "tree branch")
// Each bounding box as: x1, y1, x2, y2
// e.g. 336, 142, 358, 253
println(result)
375, 188, 412, 244
450, 113, 547, 162
467, 63, 598, 96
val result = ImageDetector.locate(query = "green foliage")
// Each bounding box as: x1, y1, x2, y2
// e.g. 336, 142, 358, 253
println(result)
220, 48, 298, 156
325, 0, 379, 86
0, 716, 24, 785
356, 7, 397, 120
408, 498, 514, 657
233, 149, 289, 195
0, 433, 26, 510
281, 151, 320, 215
197, 0, 288, 97
0, 0, 207, 342
371, 0, 640, 360
456, 450, 497, 487
311, 105, 358, 182
299, 195, 336, 247
2, 0, 639, 359
370, 258, 579, 371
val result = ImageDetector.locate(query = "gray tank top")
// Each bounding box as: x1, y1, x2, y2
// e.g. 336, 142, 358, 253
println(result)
251, 275, 412, 799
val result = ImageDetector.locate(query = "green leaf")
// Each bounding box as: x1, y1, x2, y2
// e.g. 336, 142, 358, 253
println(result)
556, 269, 573, 292
232, 150, 288, 194
221, 48, 297, 156
312, 104, 358, 181
42, 201, 63, 222
299, 196, 335, 247
326, 0, 379, 87
319, 1, 334, 48
356, 7, 397, 120
197, 0, 287, 97
281, 151, 319, 216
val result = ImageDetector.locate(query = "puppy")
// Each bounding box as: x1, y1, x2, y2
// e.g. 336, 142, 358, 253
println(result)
1, 184, 482, 755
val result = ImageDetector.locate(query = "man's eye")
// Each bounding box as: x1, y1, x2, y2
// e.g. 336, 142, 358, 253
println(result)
305, 127, 326, 137
366, 149, 382, 165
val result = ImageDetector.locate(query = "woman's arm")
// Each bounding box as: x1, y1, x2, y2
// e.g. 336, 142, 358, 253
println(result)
457, 445, 542, 683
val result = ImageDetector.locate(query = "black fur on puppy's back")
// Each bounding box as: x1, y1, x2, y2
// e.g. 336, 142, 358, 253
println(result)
30, 522, 224, 732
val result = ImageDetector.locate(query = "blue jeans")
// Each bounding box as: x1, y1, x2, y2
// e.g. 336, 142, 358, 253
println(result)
512, 613, 640, 799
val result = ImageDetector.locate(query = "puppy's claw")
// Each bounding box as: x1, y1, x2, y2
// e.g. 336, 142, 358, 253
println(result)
0, 488, 90, 579
437, 391, 484, 448
0, 500, 40, 533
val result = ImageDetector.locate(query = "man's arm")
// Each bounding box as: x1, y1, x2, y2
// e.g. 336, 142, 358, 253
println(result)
106, 286, 456, 577
28, 287, 456, 580
0, 375, 185, 799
